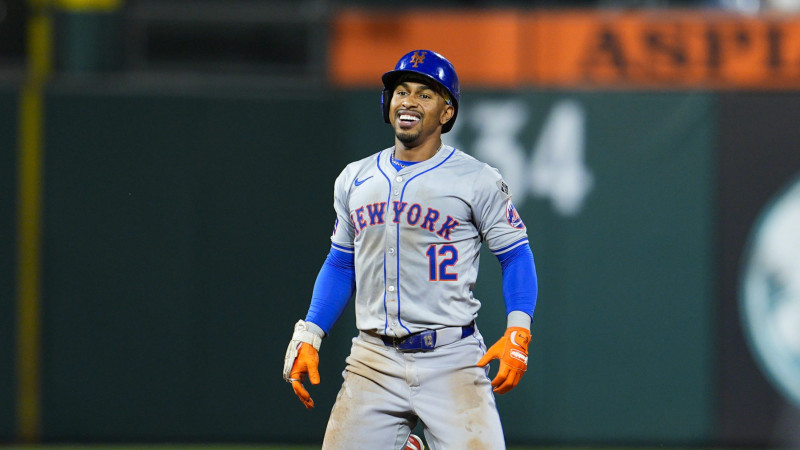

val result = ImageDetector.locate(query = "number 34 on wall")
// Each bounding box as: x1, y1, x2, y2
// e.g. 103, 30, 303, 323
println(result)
447, 99, 593, 217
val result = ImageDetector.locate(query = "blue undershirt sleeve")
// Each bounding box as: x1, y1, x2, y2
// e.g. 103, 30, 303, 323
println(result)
304, 247, 356, 335
496, 242, 538, 320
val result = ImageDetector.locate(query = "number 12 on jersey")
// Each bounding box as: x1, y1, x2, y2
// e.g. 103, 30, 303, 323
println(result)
427, 244, 459, 281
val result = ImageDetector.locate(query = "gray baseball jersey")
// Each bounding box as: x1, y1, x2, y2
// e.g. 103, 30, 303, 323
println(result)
330, 145, 528, 337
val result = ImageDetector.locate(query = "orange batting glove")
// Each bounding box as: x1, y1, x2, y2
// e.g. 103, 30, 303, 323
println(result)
477, 327, 531, 394
288, 343, 320, 409
283, 320, 323, 409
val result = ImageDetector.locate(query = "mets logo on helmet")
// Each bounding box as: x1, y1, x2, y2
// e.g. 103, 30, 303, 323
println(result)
506, 199, 525, 229
411, 51, 427, 67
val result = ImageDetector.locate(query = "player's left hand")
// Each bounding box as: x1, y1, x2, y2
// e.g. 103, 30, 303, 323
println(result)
476, 326, 530, 394
283, 320, 323, 409
288, 342, 320, 409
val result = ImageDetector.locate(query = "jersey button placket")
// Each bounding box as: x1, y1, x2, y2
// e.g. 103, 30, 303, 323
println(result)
387, 175, 403, 334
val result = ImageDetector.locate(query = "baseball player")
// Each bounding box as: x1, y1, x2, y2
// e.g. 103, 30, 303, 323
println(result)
283, 49, 538, 449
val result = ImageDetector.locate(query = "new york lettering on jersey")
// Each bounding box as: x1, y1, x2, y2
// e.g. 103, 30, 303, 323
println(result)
349, 200, 460, 240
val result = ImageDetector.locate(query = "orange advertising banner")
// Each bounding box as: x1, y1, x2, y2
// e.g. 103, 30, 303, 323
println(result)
330, 9, 800, 89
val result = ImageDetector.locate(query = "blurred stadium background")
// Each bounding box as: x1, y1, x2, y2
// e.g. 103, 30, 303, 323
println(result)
3, 0, 800, 448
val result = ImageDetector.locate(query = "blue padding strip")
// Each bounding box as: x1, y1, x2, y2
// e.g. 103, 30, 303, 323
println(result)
305, 247, 356, 334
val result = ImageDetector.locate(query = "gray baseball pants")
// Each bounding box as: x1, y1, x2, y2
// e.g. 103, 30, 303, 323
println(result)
321, 328, 506, 449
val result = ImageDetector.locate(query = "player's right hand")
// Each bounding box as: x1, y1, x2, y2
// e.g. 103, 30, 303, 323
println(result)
283, 320, 323, 409
476, 326, 530, 394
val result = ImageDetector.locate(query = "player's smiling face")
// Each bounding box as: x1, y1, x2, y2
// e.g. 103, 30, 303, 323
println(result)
389, 80, 454, 148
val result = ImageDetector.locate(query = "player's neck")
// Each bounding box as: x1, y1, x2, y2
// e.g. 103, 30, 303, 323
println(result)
394, 138, 443, 162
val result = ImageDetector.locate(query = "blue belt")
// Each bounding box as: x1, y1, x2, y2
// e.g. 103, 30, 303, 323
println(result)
380, 324, 475, 351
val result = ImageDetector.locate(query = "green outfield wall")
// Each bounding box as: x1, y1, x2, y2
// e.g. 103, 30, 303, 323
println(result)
39, 86, 352, 442
12, 82, 800, 447
21, 85, 715, 445
0, 86, 18, 442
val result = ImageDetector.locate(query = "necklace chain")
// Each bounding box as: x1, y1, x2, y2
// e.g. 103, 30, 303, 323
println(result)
391, 151, 407, 168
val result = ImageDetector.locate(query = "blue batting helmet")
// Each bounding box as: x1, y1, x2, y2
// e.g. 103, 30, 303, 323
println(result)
381, 50, 460, 133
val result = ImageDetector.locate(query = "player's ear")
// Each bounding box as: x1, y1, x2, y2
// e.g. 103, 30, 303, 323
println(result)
440, 105, 454, 126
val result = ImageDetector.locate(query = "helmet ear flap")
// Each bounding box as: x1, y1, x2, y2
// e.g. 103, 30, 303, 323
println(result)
381, 89, 392, 124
